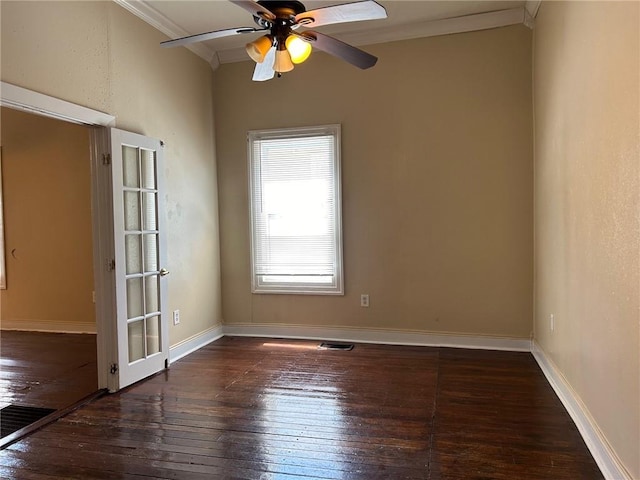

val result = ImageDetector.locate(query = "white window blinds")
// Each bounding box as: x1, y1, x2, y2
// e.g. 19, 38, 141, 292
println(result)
248, 125, 343, 294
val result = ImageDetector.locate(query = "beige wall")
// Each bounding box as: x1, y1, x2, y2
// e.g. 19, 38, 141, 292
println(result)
214, 25, 533, 339
1, 1, 222, 345
533, 2, 639, 477
0, 107, 94, 330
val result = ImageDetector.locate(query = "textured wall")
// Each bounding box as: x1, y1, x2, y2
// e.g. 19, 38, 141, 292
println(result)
0, 107, 94, 331
1, 1, 221, 345
214, 25, 533, 339
533, 1, 640, 477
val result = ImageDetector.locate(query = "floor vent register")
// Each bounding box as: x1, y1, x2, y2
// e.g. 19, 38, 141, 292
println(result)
0, 405, 56, 439
318, 342, 354, 351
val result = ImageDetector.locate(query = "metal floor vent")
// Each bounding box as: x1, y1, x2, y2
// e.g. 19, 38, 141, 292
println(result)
318, 342, 354, 351
0, 405, 56, 438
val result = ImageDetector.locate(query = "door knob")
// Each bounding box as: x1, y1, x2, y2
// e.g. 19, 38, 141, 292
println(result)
159, 268, 170, 276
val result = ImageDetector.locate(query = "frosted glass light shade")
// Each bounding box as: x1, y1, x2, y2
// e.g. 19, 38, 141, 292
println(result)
273, 49, 294, 73
285, 35, 312, 64
246, 35, 273, 63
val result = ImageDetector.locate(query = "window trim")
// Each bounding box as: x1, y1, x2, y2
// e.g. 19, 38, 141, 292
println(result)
247, 124, 344, 295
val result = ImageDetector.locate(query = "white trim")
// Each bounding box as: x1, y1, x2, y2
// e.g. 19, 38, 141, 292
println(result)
525, 0, 542, 19
523, 9, 535, 30
113, 0, 218, 69
129, 6, 529, 65
531, 341, 632, 480
341, 7, 526, 48
113, 322, 626, 480
169, 324, 225, 364
0, 82, 115, 127
222, 324, 531, 351
90, 129, 118, 392
1, 319, 96, 334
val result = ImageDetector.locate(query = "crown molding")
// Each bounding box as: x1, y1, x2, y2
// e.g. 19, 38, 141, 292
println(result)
117, 2, 529, 68
113, 0, 219, 70
219, 7, 527, 64
524, 0, 541, 28
337, 7, 526, 49
525, 0, 542, 18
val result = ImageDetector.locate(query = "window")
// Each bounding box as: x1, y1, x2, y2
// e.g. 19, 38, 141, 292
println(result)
248, 125, 343, 294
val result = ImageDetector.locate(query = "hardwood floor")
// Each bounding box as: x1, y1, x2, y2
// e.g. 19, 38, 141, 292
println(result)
0, 337, 603, 479
0, 331, 98, 410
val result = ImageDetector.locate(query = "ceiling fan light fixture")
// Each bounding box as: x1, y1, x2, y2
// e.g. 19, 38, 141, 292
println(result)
246, 35, 273, 63
273, 47, 294, 73
285, 35, 312, 64
161, 0, 387, 81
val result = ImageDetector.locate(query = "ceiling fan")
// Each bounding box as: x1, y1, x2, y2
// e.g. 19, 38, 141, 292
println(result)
160, 0, 387, 81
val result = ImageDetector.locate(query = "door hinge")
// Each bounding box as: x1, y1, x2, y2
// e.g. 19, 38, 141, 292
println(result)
102, 153, 111, 165
109, 363, 118, 375
107, 259, 115, 271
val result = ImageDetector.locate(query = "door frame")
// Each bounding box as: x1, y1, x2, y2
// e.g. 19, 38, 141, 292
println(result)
1, 82, 118, 391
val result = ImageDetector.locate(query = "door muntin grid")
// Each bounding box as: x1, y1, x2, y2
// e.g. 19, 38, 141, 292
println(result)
122, 145, 161, 363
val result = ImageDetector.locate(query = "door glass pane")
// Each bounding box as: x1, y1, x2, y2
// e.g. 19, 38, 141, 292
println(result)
142, 192, 157, 231
126, 277, 143, 318
145, 275, 159, 313
123, 146, 139, 188
125, 235, 142, 274
143, 234, 158, 272
128, 320, 145, 362
124, 191, 141, 231
141, 149, 156, 189
146, 315, 160, 355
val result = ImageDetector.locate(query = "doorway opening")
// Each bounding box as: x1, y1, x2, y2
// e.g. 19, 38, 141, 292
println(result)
0, 83, 116, 446
0, 106, 100, 444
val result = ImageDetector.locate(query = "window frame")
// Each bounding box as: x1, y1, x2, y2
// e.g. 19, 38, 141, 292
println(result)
247, 124, 344, 295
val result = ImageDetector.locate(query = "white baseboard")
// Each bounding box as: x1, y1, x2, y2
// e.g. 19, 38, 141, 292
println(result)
531, 341, 631, 480
222, 323, 531, 351
5, 316, 621, 478
1, 318, 96, 334
169, 323, 224, 364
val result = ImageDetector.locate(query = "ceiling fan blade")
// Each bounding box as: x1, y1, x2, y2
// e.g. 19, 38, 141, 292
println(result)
230, 0, 276, 21
301, 31, 377, 69
252, 47, 276, 81
295, 0, 386, 28
161, 27, 265, 48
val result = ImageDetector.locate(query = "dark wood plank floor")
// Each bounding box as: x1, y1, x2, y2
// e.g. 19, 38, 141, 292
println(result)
0, 336, 602, 479
0, 331, 97, 410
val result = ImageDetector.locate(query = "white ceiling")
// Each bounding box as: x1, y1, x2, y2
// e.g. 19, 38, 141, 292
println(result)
115, 0, 541, 68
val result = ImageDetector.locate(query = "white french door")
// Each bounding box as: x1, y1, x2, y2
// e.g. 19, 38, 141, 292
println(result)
109, 128, 169, 389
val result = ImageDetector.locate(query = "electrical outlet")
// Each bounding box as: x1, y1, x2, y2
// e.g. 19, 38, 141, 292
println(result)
360, 294, 370, 307
550, 313, 554, 332
173, 310, 180, 325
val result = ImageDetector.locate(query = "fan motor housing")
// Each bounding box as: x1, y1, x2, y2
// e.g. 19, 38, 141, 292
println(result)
253, 0, 306, 23
255, 0, 308, 45
257, 0, 306, 19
